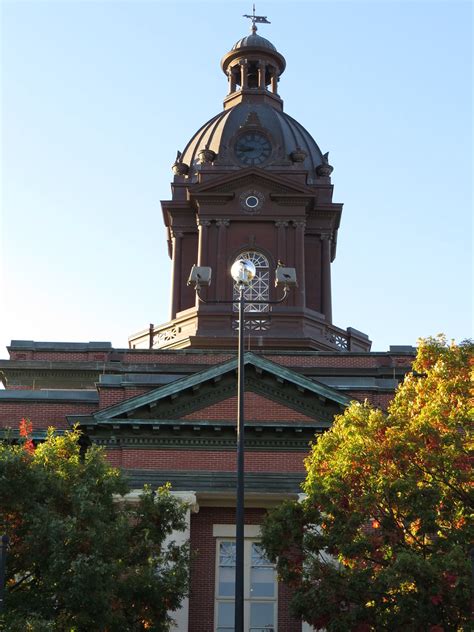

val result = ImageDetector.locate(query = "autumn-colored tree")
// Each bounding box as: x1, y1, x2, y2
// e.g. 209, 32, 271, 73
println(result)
261, 337, 472, 631
0, 425, 189, 632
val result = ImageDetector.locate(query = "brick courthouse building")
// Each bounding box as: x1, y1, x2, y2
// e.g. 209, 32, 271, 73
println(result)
0, 22, 415, 632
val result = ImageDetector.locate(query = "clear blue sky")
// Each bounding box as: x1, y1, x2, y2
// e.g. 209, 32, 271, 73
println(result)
1, 0, 472, 356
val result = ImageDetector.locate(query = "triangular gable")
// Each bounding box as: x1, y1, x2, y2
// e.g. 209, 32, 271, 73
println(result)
190, 167, 314, 197
181, 391, 317, 423
93, 353, 350, 424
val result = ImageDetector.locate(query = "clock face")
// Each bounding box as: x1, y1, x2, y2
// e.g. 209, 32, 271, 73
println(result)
235, 132, 272, 166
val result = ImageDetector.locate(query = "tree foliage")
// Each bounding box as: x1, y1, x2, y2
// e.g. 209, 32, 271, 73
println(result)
261, 336, 472, 631
0, 425, 189, 632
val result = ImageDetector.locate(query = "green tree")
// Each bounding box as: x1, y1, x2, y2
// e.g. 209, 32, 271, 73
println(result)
261, 336, 472, 631
0, 424, 189, 632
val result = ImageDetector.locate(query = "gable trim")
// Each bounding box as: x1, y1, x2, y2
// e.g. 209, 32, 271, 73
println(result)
93, 353, 350, 422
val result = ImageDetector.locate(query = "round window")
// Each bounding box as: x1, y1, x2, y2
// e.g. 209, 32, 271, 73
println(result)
239, 190, 264, 214
245, 195, 259, 208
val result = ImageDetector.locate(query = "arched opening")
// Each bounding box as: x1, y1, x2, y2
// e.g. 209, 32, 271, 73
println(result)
232, 251, 270, 313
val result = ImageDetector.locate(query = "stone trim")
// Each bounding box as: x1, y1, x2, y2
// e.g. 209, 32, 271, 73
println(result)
213, 524, 261, 538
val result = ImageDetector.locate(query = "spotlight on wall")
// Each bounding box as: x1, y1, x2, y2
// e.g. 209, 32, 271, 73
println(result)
275, 266, 298, 288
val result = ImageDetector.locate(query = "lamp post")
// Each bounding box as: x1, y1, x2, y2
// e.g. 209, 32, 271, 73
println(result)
230, 259, 256, 632
0, 534, 9, 614
188, 259, 297, 632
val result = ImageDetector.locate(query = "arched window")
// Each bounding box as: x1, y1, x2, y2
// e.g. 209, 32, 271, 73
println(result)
233, 251, 270, 313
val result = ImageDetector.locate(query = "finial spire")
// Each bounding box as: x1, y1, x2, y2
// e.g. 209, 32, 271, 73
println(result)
243, 4, 270, 34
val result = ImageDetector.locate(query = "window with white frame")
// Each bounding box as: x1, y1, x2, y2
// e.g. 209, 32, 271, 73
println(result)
215, 539, 277, 632
232, 251, 270, 313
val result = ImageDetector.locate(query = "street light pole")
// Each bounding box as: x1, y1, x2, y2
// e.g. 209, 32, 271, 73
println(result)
187, 259, 297, 632
235, 283, 245, 632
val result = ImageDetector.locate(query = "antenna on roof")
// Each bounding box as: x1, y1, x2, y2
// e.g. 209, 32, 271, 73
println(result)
243, 4, 270, 33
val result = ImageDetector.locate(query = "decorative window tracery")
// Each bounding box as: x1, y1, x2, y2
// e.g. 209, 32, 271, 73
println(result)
233, 251, 270, 313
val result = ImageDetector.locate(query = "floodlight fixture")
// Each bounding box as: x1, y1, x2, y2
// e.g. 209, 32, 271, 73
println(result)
275, 266, 298, 288
187, 265, 212, 289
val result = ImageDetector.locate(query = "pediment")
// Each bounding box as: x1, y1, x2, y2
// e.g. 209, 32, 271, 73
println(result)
190, 168, 314, 198
93, 353, 349, 426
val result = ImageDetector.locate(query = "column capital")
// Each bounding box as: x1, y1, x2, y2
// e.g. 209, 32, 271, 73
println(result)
320, 232, 332, 241
216, 219, 230, 227
293, 220, 306, 229
275, 220, 289, 228
197, 219, 211, 228
171, 490, 199, 513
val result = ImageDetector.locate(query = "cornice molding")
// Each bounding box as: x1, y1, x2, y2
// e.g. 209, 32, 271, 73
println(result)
90, 433, 319, 451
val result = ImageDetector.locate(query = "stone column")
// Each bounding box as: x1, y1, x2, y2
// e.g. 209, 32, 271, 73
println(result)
228, 67, 236, 93
294, 221, 306, 307
320, 233, 332, 323
168, 491, 199, 632
171, 230, 183, 319
216, 219, 230, 300
197, 219, 211, 266
270, 66, 278, 94
257, 61, 266, 89
240, 59, 248, 89
275, 221, 288, 267
118, 489, 199, 632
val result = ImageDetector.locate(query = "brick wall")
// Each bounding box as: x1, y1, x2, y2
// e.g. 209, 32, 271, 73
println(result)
9, 351, 109, 362
189, 507, 301, 632
124, 352, 233, 365
346, 390, 394, 409
98, 387, 152, 408
0, 402, 95, 431
8, 347, 414, 372
183, 392, 315, 422
105, 448, 307, 473
267, 354, 413, 369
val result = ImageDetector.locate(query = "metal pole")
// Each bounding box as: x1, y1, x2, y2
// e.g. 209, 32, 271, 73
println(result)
0, 534, 9, 614
234, 285, 245, 632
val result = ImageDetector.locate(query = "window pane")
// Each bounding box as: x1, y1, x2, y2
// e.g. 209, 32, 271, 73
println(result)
219, 541, 236, 597
217, 601, 235, 629
250, 543, 275, 597
250, 602, 274, 629
251, 566, 275, 597
219, 566, 235, 597
251, 543, 271, 566
220, 541, 236, 566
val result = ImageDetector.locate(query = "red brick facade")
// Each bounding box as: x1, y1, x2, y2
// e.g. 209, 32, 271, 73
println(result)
183, 393, 316, 422
105, 448, 307, 473
0, 401, 95, 431
98, 386, 152, 408
189, 507, 301, 632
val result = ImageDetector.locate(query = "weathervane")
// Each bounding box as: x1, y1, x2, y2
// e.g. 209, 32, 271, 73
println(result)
243, 4, 270, 33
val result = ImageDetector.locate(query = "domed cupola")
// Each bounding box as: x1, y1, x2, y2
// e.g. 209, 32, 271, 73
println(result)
173, 18, 328, 183
231, 32, 277, 52
221, 25, 286, 110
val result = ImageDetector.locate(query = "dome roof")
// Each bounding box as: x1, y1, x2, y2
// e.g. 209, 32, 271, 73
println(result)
180, 101, 324, 179
231, 33, 277, 52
